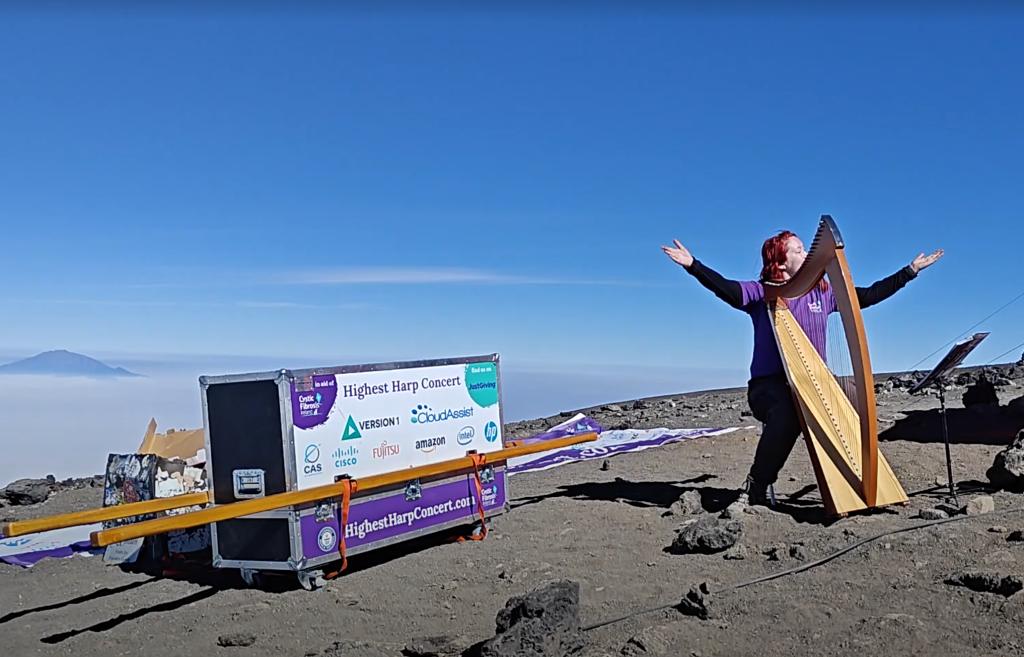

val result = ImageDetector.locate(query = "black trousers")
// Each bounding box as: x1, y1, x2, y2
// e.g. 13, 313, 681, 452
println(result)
746, 373, 804, 487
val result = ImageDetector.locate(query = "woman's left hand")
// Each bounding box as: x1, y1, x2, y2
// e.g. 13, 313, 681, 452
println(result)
911, 249, 944, 273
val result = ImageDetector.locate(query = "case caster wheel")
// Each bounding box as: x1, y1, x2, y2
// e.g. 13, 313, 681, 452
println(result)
297, 569, 326, 591
240, 568, 262, 588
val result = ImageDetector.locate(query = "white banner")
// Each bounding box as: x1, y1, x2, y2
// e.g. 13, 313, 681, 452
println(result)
289, 359, 503, 489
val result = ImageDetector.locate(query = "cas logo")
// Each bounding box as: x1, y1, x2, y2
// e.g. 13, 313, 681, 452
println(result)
303, 444, 322, 475
457, 426, 475, 446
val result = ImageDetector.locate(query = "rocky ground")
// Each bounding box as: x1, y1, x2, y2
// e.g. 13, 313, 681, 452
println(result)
3, 362, 1024, 656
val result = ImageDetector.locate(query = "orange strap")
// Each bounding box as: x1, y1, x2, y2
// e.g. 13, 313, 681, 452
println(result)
458, 453, 488, 542
323, 478, 354, 579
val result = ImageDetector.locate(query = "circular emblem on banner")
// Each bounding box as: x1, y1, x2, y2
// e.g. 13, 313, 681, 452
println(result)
317, 526, 337, 552
465, 362, 499, 408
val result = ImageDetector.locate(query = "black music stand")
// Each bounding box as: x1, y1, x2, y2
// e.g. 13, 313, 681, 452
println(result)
907, 332, 990, 507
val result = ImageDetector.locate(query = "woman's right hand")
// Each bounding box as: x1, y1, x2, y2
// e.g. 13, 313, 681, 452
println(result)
662, 239, 694, 268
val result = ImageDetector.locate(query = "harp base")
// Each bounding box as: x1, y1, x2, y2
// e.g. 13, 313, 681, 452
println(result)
795, 391, 910, 517
803, 434, 910, 517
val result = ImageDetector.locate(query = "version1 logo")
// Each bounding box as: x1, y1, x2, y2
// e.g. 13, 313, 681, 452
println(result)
410, 404, 473, 425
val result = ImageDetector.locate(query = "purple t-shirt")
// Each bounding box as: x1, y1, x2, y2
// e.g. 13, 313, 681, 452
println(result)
738, 280, 838, 379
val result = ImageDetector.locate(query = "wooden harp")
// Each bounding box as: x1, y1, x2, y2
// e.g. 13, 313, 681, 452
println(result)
763, 215, 908, 516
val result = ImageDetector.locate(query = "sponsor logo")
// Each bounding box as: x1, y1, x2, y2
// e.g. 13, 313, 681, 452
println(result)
468, 381, 496, 391
415, 436, 445, 453
372, 440, 400, 460
317, 526, 337, 552
303, 444, 323, 475
342, 416, 362, 441
457, 426, 475, 446
358, 416, 400, 431
484, 421, 499, 443
297, 392, 324, 418
332, 446, 359, 469
410, 404, 474, 425
482, 484, 500, 507
808, 300, 822, 313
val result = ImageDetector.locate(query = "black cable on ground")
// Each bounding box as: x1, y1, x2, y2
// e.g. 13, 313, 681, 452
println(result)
580, 504, 1024, 633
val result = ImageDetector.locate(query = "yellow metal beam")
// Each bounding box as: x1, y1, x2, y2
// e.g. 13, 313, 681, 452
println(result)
0, 491, 212, 539
91, 433, 596, 548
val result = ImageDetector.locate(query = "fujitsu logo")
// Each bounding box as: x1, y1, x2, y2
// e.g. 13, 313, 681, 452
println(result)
372, 440, 400, 460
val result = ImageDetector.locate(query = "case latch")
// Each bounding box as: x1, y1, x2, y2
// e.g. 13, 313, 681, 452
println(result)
314, 501, 334, 523
232, 469, 266, 499
405, 479, 422, 502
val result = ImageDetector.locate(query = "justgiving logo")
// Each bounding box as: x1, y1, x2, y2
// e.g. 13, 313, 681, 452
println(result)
410, 404, 474, 425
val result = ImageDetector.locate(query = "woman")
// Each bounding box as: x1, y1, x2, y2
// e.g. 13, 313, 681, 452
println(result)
662, 230, 943, 506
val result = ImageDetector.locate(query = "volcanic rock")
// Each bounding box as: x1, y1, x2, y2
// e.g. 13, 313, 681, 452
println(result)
664, 490, 703, 516
668, 514, 742, 555
1, 478, 54, 505
478, 579, 586, 657
217, 633, 257, 647
965, 495, 995, 516
987, 429, 1024, 492
403, 634, 472, 656
620, 626, 669, 656
676, 583, 713, 619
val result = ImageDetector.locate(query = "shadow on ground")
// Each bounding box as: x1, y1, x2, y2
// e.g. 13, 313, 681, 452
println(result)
18, 521, 484, 645
880, 407, 1024, 446
511, 475, 849, 526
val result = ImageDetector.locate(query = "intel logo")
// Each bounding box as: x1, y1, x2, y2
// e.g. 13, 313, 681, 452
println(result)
457, 426, 475, 446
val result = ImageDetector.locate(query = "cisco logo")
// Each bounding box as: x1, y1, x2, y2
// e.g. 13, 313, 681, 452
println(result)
332, 446, 359, 469
303, 444, 322, 475
484, 421, 498, 443
457, 426, 475, 446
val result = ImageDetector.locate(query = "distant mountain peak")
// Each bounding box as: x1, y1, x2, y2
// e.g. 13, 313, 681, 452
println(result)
0, 350, 143, 378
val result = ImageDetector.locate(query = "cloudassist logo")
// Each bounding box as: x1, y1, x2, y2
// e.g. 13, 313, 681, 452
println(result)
410, 404, 473, 425
484, 421, 498, 443
457, 426, 475, 446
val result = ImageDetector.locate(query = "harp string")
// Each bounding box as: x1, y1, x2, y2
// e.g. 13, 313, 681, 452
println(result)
787, 270, 858, 457
822, 271, 858, 423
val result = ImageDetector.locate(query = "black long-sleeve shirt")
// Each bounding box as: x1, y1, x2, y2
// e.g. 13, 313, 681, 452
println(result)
685, 259, 917, 310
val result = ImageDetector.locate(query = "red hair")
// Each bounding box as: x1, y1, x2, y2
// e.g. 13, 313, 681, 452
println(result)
760, 230, 828, 292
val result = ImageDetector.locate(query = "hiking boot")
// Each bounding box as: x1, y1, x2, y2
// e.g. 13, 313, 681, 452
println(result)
741, 475, 770, 506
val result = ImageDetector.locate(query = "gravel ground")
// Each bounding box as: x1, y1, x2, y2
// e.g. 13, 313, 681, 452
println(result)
2, 366, 1024, 656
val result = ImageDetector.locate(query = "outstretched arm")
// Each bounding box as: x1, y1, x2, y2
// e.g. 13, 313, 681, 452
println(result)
662, 240, 745, 309
856, 249, 943, 309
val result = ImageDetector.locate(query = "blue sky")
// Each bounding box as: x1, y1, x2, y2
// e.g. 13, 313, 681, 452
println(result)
2, 4, 1023, 384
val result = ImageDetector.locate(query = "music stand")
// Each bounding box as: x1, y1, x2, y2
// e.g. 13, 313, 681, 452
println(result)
907, 332, 990, 507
